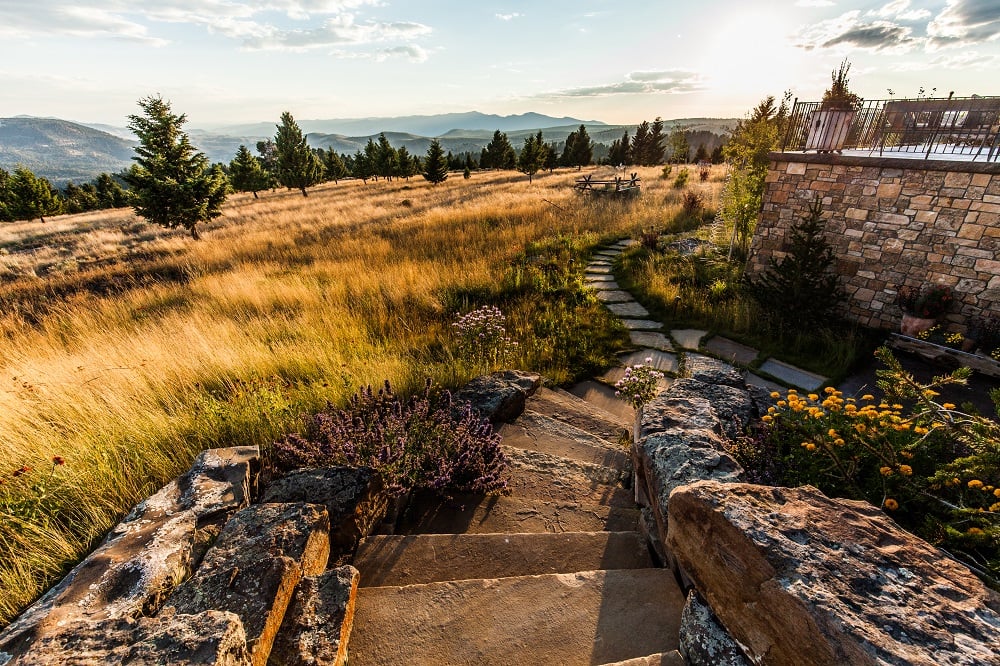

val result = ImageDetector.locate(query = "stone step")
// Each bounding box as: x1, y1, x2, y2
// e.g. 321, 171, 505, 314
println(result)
354, 531, 654, 587
569, 380, 637, 423
505, 462, 634, 509
599, 652, 686, 666
505, 445, 628, 488
350, 568, 685, 666
528, 387, 632, 436
500, 410, 630, 471
395, 492, 640, 535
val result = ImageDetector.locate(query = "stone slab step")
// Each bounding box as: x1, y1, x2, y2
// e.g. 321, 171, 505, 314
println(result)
758, 358, 827, 391
350, 568, 685, 666
595, 290, 634, 303
501, 410, 629, 470
569, 380, 636, 423
505, 463, 634, 509
599, 652, 686, 666
528, 387, 632, 435
607, 301, 650, 318
396, 493, 640, 535
670, 328, 708, 350
354, 532, 654, 587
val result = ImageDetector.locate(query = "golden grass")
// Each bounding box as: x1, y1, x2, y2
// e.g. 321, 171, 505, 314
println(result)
0, 165, 721, 624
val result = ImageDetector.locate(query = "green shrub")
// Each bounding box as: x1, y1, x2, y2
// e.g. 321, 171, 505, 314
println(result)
672, 168, 689, 189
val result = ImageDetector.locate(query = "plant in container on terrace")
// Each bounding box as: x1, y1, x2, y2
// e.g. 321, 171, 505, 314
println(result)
897, 284, 953, 336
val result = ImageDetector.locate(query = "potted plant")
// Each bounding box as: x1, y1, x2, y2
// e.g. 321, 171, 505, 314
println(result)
807, 59, 863, 153
897, 284, 954, 336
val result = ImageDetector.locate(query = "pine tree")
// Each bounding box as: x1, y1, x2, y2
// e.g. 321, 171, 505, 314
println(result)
751, 199, 842, 328
422, 139, 449, 185
123, 95, 227, 239
274, 111, 323, 196
518, 131, 545, 183
667, 128, 690, 164
5, 167, 63, 222
95, 173, 129, 208
560, 130, 577, 167
376, 133, 398, 181
396, 146, 415, 180
608, 130, 630, 166
631, 121, 651, 165
571, 124, 593, 170
485, 130, 516, 170
229, 145, 271, 198
322, 149, 348, 183
0, 167, 10, 221
647, 117, 666, 164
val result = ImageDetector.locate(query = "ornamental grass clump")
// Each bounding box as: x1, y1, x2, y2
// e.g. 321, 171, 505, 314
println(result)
614, 358, 665, 410
452, 305, 518, 370
732, 347, 999, 585
269, 379, 508, 497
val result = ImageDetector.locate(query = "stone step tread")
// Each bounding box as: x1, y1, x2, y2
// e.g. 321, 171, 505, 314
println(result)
501, 411, 629, 469
504, 445, 628, 489
505, 464, 634, 509
350, 568, 685, 666
599, 652, 686, 666
354, 532, 654, 587
395, 493, 640, 535
568, 380, 637, 423
530, 387, 632, 432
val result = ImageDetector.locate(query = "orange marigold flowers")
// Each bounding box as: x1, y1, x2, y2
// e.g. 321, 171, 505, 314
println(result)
942, 403, 956, 410
770, 391, 781, 399
995, 488, 1000, 498
966, 527, 984, 535
761, 415, 773, 423
862, 394, 874, 401
855, 423, 867, 433
805, 443, 817, 452
827, 428, 838, 438
808, 393, 819, 401
991, 503, 1000, 512
884, 499, 899, 511
968, 479, 984, 489
834, 438, 845, 446
880, 466, 893, 476
777, 400, 787, 408
824, 386, 836, 394
899, 465, 913, 476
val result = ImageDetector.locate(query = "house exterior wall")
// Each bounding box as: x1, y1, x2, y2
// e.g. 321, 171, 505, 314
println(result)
747, 152, 1000, 331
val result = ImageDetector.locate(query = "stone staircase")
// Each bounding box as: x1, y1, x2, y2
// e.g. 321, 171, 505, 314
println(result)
349, 385, 687, 665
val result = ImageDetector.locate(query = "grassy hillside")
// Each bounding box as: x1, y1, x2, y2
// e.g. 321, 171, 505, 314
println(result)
0, 117, 134, 184
0, 165, 724, 625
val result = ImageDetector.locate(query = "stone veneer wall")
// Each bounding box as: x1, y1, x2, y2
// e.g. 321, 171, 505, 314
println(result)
747, 152, 1000, 331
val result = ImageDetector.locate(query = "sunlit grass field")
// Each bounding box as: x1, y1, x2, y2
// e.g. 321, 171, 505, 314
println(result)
0, 165, 720, 624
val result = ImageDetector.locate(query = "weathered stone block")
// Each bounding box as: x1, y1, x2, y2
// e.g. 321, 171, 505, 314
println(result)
262, 467, 387, 558
453, 370, 541, 424
678, 591, 750, 666
166, 503, 331, 666
269, 566, 359, 666
667, 481, 1000, 666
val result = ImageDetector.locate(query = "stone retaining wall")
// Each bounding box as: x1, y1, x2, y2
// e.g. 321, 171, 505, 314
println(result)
632, 357, 1000, 666
747, 152, 1000, 331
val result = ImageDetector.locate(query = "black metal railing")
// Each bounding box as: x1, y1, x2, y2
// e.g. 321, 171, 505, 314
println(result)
781, 96, 1000, 161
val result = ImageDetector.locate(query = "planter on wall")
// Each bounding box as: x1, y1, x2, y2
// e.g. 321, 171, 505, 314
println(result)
900, 313, 937, 337
805, 109, 855, 153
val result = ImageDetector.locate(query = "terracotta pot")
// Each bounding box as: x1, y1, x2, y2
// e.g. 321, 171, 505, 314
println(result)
900, 314, 937, 337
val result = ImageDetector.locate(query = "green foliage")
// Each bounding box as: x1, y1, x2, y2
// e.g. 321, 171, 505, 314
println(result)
124, 95, 227, 240
743, 349, 1000, 585
667, 128, 690, 164
518, 131, 546, 182
483, 130, 516, 170
3, 167, 63, 222
395, 146, 416, 180
608, 130, 631, 166
229, 145, 272, 198
750, 199, 842, 329
821, 59, 863, 111
95, 173, 130, 208
422, 139, 449, 185
375, 133, 398, 181
274, 111, 324, 196
630, 118, 666, 166
672, 168, 690, 189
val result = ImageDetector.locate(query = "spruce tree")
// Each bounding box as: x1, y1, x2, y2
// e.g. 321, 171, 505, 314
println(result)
518, 131, 545, 182
631, 121, 651, 165
571, 124, 593, 170
376, 133, 398, 181
124, 95, 226, 239
95, 173, 129, 208
229, 145, 271, 198
485, 130, 516, 170
274, 111, 323, 196
396, 146, 414, 180
647, 117, 666, 164
0, 167, 10, 221
6, 167, 63, 222
322, 149, 348, 183
608, 131, 631, 166
751, 199, 842, 328
422, 139, 449, 185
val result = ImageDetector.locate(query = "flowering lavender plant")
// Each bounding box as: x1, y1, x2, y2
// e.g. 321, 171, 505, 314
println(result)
614, 358, 664, 410
452, 305, 517, 369
270, 379, 508, 497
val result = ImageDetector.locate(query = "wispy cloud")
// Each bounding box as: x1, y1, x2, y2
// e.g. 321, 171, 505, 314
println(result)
927, 0, 1000, 49
495, 12, 523, 21
794, 10, 918, 52
536, 70, 706, 99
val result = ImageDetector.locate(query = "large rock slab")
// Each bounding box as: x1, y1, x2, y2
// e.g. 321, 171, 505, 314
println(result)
644, 378, 757, 441
269, 566, 359, 666
8, 610, 252, 666
757, 359, 827, 392
525, 387, 631, 441
500, 410, 630, 471
453, 370, 541, 424
667, 481, 1000, 666
684, 354, 746, 388
0, 447, 259, 662
678, 591, 750, 666
262, 467, 387, 558
166, 503, 330, 666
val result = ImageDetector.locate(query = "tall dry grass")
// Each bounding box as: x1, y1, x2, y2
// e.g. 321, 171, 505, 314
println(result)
0, 165, 703, 624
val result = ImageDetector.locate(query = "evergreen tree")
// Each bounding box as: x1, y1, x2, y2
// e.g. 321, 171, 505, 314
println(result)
543, 141, 558, 172
631, 121, 651, 165
256, 139, 278, 175
62, 181, 100, 213
571, 124, 593, 170
5, 167, 63, 222
694, 143, 710, 163
363, 138, 380, 181
560, 130, 577, 167
396, 146, 415, 180
0, 167, 10, 221
484, 130, 516, 170
229, 145, 271, 198
422, 139, 449, 185
274, 111, 323, 196
667, 128, 690, 164
376, 133, 398, 181
352, 148, 372, 183
479, 147, 490, 170
322, 149, 349, 183
608, 130, 631, 166
518, 131, 545, 182
95, 173, 130, 208
647, 117, 666, 164
123, 95, 227, 239
751, 199, 842, 329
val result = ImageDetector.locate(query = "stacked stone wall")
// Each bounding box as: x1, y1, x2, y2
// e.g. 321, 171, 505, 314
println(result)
747, 153, 1000, 331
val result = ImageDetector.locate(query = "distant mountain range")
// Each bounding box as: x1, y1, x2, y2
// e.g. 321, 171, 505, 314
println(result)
0, 113, 736, 186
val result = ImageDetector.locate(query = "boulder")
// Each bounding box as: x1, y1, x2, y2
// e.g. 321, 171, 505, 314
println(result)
0, 447, 259, 662
453, 370, 541, 424
166, 503, 331, 666
262, 467, 387, 558
667, 481, 1000, 666
269, 566, 359, 666
684, 354, 746, 389
8, 611, 251, 666
678, 591, 750, 666
661, 379, 757, 441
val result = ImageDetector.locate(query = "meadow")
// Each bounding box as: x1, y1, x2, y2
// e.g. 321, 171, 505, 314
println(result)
0, 165, 720, 624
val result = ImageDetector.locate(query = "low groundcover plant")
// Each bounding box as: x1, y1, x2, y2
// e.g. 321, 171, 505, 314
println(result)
614, 358, 664, 410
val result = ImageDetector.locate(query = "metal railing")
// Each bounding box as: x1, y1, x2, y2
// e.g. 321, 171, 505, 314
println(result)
781, 96, 1000, 161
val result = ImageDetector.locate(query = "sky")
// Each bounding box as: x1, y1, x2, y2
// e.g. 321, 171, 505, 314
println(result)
1, 0, 998, 128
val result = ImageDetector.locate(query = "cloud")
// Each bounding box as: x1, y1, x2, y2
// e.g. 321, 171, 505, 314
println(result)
538, 70, 706, 99
891, 50, 999, 71
242, 16, 430, 51
495, 12, 523, 21
375, 44, 429, 62
0, 1, 166, 45
927, 0, 1000, 49
793, 10, 919, 52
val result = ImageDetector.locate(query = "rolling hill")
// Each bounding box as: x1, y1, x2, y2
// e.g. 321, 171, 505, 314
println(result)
0, 117, 135, 185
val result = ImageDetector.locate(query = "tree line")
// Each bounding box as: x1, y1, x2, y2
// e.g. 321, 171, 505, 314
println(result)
0, 166, 130, 223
